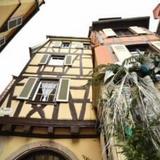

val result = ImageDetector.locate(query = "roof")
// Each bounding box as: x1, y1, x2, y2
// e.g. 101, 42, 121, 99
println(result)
46, 35, 90, 42
88, 16, 150, 36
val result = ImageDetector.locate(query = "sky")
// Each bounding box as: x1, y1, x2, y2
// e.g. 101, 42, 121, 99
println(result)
0, 0, 159, 94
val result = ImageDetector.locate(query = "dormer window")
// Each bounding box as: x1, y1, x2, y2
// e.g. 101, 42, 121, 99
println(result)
8, 16, 22, 30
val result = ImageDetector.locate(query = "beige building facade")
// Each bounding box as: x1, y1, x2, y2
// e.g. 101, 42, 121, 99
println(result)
0, 36, 102, 160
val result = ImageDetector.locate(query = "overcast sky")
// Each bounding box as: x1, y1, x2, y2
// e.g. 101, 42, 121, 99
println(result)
0, 0, 159, 94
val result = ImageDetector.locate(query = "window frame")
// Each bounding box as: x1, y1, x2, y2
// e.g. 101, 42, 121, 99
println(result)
48, 55, 65, 66
126, 43, 159, 56
61, 42, 70, 48
83, 43, 90, 49
114, 28, 134, 37
32, 79, 59, 102
8, 16, 22, 30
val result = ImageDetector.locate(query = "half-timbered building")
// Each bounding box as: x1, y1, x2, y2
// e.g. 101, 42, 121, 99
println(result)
0, 36, 101, 160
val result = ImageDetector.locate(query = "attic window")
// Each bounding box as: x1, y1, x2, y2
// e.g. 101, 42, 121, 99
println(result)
83, 43, 90, 49
8, 16, 22, 30
62, 42, 70, 48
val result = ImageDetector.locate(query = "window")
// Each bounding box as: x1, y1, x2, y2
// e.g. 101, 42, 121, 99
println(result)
71, 42, 83, 48
0, 36, 5, 47
62, 42, 70, 48
39, 55, 73, 66
103, 28, 133, 38
8, 16, 22, 30
126, 44, 158, 56
48, 55, 65, 66
83, 43, 90, 49
111, 43, 159, 65
115, 28, 133, 37
18, 77, 70, 102
33, 80, 58, 102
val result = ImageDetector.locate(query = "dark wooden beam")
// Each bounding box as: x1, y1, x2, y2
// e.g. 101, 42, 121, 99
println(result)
0, 117, 97, 128
0, 131, 98, 139
0, 117, 98, 138
24, 125, 31, 133
1, 124, 12, 132
48, 126, 54, 134
70, 126, 80, 135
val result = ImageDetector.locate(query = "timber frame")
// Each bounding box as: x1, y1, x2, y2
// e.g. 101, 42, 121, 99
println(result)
0, 36, 98, 138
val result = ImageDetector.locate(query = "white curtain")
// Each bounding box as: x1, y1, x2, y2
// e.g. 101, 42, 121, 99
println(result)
48, 58, 64, 66
41, 82, 57, 101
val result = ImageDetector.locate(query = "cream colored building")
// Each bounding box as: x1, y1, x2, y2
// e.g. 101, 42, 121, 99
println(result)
0, 36, 102, 160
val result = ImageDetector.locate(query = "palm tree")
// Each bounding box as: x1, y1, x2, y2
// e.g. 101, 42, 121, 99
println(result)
92, 52, 160, 159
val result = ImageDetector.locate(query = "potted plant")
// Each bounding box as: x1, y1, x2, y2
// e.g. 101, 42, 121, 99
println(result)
92, 52, 160, 160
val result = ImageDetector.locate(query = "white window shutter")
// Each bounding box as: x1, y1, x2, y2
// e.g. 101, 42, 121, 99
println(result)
56, 79, 70, 102
40, 54, 50, 64
111, 44, 132, 63
103, 28, 117, 37
150, 41, 160, 51
64, 55, 72, 66
129, 26, 148, 35
18, 78, 38, 100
